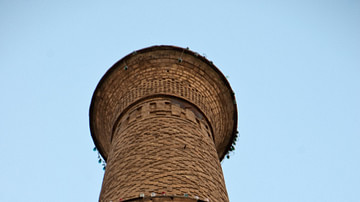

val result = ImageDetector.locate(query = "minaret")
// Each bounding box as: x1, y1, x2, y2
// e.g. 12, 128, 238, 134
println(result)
89, 45, 237, 202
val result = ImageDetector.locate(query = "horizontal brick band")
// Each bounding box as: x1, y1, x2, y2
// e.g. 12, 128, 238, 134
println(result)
121, 195, 209, 202
111, 95, 214, 144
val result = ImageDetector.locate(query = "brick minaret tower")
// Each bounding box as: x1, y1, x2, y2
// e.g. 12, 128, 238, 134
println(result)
90, 46, 237, 202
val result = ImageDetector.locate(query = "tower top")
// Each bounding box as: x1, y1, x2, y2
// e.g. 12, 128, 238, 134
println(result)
89, 45, 237, 161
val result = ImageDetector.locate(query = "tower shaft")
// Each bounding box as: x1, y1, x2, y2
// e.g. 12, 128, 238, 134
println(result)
100, 97, 228, 201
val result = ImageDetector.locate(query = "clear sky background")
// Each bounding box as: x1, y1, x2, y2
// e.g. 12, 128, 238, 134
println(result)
1, 0, 359, 201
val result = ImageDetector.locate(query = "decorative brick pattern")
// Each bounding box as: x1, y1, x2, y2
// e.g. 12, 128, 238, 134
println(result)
89, 46, 237, 202
123, 196, 208, 202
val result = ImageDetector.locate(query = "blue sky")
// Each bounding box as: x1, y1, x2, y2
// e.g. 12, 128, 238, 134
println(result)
0, 0, 359, 201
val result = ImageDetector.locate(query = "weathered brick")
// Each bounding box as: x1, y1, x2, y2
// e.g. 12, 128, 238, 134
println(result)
89, 46, 237, 202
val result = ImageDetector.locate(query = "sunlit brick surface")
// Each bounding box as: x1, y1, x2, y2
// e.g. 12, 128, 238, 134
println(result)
90, 46, 237, 202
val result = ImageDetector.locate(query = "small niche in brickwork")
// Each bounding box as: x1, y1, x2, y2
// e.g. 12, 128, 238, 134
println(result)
136, 106, 142, 118
196, 118, 200, 126
164, 101, 171, 110
149, 102, 156, 109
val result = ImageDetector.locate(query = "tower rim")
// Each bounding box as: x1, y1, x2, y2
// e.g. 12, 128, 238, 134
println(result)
89, 45, 238, 161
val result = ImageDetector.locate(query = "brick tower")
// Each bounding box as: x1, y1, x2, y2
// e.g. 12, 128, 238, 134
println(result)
89, 45, 237, 202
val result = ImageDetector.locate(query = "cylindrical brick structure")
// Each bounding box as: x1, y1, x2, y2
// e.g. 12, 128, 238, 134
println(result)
90, 46, 237, 202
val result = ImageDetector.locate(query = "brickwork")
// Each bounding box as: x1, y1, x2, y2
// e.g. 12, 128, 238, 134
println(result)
89, 46, 237, 202
99, 97, 227, 201
123, 196, 208, 202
